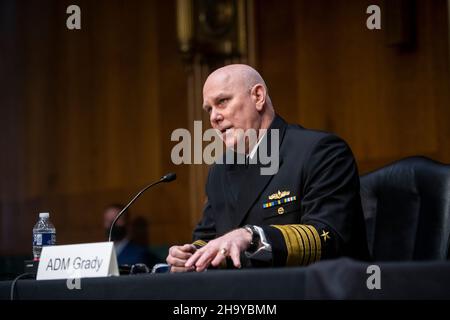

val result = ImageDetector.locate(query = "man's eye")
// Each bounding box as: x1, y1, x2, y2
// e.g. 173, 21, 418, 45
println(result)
219, 98, 228, 105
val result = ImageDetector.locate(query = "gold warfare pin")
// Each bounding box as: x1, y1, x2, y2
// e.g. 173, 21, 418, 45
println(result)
269, 190, 290, 200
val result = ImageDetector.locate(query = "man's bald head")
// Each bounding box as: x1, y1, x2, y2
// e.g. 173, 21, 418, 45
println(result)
204, 64, 268, 96
202, 64, 275, 151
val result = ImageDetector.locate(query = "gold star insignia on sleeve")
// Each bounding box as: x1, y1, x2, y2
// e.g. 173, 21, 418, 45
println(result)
320, 230, 331, 242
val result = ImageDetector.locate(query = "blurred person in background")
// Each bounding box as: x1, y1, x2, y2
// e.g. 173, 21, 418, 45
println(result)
103, 204, 160, 268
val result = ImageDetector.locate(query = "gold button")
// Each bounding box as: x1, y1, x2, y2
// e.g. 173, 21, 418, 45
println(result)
277, 207, 285, 215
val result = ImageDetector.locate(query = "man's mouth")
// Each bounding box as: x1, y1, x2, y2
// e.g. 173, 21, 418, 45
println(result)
220, 127, 232, 134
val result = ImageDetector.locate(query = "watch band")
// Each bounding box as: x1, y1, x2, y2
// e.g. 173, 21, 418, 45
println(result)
244, 224, 260, 252
242, 225, 273, 264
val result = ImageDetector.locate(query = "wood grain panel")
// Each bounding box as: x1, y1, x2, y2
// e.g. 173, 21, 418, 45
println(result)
258, 0, 450, 173
0, 0, 192, 255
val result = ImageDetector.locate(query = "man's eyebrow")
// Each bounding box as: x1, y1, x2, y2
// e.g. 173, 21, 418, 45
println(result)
215, 93, 229, 98
213, 93, 231, 102
202, 93, 231, 110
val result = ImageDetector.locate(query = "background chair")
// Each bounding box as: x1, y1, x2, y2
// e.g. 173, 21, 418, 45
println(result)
360, 156, 450, 261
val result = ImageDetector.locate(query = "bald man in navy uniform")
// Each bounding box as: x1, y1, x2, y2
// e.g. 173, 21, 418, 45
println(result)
166, 64, 370, 272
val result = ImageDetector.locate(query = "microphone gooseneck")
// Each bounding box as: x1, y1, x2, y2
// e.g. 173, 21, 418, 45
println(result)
108, 173, 176, 242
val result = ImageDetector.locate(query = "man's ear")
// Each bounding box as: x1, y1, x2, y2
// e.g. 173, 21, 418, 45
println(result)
251, 84, 266, 111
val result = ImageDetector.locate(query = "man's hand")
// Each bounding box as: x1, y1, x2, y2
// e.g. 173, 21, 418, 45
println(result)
185, 228, 252, 272
166, 244, 197, 272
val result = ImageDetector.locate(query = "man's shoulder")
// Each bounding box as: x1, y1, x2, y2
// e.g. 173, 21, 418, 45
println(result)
208, 120, 351, 175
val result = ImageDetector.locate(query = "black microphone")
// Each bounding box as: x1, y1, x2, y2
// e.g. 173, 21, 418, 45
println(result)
108, 172, 176, 242
161, 172, 176, 182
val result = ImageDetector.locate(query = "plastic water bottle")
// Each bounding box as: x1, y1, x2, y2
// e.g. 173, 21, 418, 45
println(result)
32, 212, 56, 261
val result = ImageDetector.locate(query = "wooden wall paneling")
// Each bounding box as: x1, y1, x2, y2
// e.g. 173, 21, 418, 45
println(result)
292, 0, 449, 173
21, 2, 60, 253
0, 0, 185, 254
255, 0, 299, 123
155, 0, 192, 243
294, 0, 339, 131
431, 0, 450, 162
0, 1, 28, 254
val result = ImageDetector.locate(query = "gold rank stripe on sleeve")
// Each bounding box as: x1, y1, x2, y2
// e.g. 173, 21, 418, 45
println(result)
272, 224, 322, 266
192, 239, 207, 247
305, 225, 322, 262
291, 225, 311, 265
298, 224, 321, 264
301, 225, 318, 264
272, 225, 300, 266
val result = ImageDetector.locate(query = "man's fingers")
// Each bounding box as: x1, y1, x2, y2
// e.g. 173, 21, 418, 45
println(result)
166, 256, 190, 267
210, 250, 226, 267
181, 244, 197, 253
178, 233, 247, 271
170, 266, 195, 273
169, 245, 196, 259
229, 245, 241, 268
173, 250, 193, 260
195, 255, 213, 272
185, 249, 202, 268
194, 249, 215, 270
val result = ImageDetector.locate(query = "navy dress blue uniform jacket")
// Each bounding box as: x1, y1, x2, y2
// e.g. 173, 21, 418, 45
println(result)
192, 115, 371, 267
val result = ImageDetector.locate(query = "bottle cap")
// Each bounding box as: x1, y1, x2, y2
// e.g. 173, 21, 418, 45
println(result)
39, 212, 50, 219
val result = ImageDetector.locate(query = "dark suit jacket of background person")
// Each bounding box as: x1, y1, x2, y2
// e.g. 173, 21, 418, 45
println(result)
117, 241, 160, 268
192, 115, 371, 267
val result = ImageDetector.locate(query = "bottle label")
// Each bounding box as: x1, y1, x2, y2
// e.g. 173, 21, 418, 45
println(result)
33, 232, 56, 246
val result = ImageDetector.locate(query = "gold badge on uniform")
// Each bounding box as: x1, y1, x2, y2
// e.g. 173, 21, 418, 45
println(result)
269, 190, 290, 200
263, 190, 297, 209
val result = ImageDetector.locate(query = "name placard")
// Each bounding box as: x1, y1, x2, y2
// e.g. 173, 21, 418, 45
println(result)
36, 242, 119, 280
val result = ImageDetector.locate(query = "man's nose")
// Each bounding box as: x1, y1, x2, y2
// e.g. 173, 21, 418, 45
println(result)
210, 108, 223, 124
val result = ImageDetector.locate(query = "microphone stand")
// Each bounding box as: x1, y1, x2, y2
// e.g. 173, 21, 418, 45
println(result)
108, 173, 176, 242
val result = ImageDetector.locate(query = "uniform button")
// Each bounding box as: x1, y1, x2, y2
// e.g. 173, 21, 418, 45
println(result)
277, 207, 285, 215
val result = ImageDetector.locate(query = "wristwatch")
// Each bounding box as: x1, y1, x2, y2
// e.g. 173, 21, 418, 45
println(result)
243, 224, 261, 252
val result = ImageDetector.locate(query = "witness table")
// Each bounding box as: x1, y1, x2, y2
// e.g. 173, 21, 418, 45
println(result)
1, 258, 449, 300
